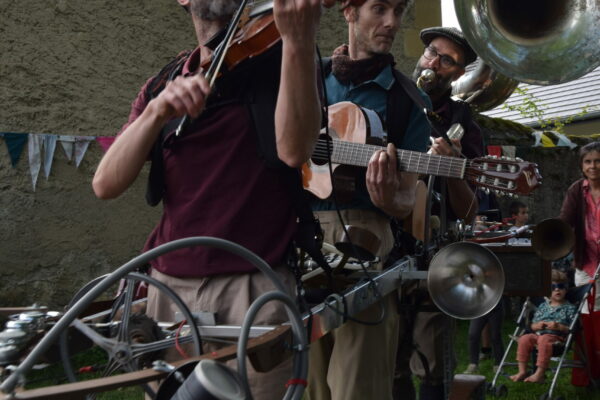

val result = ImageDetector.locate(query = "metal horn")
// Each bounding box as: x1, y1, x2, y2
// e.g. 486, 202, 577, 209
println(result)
454, 0, 600, 85
428, 242, 505, 320
451, 58, 519, 113
531, 218, 575, 261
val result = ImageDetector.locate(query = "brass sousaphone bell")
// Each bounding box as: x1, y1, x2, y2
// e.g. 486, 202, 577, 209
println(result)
428, 242, 504, 320
532, 218, 575, 261
454, 0, 600, 86
451, 0, 600, 113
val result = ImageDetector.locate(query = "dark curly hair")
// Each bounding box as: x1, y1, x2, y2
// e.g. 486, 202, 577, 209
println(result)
551, 269, 568, 284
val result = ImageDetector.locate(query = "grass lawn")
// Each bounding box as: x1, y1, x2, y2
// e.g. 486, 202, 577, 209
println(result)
19, 316, 600, 399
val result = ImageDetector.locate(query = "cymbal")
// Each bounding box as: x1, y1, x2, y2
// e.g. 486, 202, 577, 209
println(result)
428, 242, 505, 320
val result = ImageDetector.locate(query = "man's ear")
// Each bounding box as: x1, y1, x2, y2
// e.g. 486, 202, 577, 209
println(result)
178, 0, 190, 9
343, 6, 357, 23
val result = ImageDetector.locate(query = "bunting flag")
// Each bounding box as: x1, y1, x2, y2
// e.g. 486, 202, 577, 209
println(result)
501, 145, 516, 159
486, 145, 502, 157
95, 136, 116, 153
8, 133, 98, 190
531, 131, 578, 149
42, 134, 57, 179
57, 135, 95, 167
73, 136, 94, 167
28, 134, 43, 190
58, 135, 75, 161
2, 132, 28, 167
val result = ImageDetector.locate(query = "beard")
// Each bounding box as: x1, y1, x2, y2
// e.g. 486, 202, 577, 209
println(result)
189, 0, 242, 21
412, 64, 453, 97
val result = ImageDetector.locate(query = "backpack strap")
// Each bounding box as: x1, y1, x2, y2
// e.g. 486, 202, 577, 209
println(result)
249, 53, 333, 281
145, 48, 334, 285
145, 52, 191, 206
386, 70, 412, 147
391, 69, 430, 111
388, 69, 431, 147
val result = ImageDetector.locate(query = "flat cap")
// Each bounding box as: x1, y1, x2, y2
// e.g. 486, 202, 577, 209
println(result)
420, 27, 477, 66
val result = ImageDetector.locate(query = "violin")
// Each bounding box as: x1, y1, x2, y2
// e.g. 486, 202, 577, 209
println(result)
203, 2, 280, 73
176, 0, 337, 135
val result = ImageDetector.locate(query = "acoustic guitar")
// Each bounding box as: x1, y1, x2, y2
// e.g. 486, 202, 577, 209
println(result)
302, 102, 541, 200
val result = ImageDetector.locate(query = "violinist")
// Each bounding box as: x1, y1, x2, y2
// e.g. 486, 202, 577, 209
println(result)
92, 0, 332, 398
307, 0, 430, 399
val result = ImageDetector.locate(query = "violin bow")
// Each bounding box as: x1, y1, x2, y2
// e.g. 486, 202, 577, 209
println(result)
175, 0, 250, 136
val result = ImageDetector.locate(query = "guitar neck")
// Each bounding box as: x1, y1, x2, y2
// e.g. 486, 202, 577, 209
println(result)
328, 139, 466, 179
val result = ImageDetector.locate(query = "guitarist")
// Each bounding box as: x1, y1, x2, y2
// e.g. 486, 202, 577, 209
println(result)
394, 27, 484, 400
306, 1, 431, 399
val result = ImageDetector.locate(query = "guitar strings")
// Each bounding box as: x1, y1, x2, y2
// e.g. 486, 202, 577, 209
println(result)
312, 140, 465, 177
313, 139, 519, 192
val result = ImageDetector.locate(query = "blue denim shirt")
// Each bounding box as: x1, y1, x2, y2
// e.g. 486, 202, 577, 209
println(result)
313, 65, 431, 211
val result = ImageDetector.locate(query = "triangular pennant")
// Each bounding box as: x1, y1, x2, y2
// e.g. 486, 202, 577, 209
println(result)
95, 136, 116, 153
28, 134, 43, 191
501, 145, 516, 159
58, 135, 75, 161
487, 145, 502, 157
74, 136, 93, 167
42, 134, 57, 179
3, 132, 28, 167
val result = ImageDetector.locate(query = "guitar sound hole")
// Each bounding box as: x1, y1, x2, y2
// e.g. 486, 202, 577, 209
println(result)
332, 166, 361, 203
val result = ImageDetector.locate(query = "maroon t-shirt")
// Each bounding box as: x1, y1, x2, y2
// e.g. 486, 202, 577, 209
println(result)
121, 49, 297, 278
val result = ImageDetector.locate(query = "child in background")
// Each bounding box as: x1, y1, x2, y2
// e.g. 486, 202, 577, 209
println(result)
510, 270, 577, 383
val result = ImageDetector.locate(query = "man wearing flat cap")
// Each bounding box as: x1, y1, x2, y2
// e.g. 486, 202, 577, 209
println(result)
392, 27, 485, 400
414, 26, 483, 164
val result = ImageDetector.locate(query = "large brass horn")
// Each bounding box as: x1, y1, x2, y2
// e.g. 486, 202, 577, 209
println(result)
428, 242, 505, 320
531, 218, 575, 261
454, 0, 600, 85
451, 58, 519, 113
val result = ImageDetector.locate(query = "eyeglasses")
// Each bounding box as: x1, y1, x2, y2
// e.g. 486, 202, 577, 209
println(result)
423, 46, 463, 69
551, 283, 567, 291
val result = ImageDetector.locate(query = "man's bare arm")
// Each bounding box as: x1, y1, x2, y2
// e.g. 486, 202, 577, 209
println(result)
93, 74, 211, 199
273, 0, 334, 167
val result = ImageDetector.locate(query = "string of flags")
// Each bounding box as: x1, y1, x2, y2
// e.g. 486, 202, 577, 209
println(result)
0, 132, 115, 191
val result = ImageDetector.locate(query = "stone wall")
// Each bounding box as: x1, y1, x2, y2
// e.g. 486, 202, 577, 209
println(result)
0, 1, 440, 309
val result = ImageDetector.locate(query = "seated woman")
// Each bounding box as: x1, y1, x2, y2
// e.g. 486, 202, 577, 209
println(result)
510, 270, 577, 383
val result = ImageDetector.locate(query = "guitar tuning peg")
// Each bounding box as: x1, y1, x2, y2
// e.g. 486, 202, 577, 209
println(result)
516, 157, 523, 161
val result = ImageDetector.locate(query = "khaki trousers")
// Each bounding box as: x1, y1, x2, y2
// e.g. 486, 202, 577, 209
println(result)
147, 265, 295, 400
306, 209, 400, 400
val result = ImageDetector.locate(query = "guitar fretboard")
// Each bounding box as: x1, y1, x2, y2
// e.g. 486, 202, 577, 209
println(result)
314, 139, 466, 179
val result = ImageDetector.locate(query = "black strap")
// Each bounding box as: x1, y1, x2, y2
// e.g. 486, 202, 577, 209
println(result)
145, 48, 333, 287
319, 60, 427, 149
391, 69, 430, 111
145, 118, 183, 206
386, 70, 411, 147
